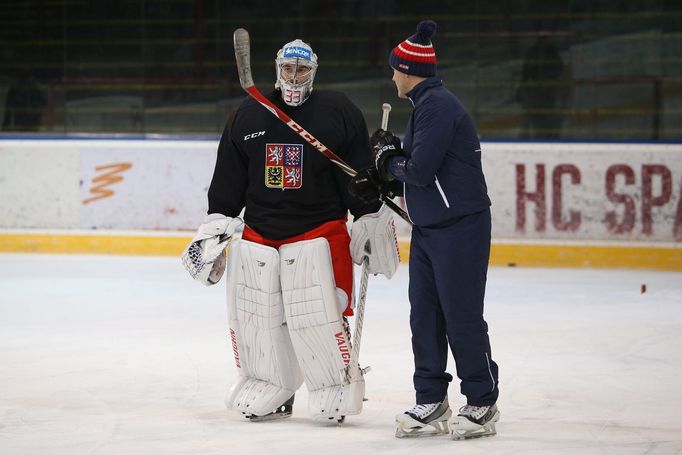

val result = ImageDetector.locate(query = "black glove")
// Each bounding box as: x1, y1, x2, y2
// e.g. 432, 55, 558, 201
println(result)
348, 166, 402, 204
370, 128, 395, 148
348, 167, 383, 203
370, 129, 403, 180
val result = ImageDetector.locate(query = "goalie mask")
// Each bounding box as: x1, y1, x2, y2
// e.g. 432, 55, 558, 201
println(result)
275, 39, 318, 107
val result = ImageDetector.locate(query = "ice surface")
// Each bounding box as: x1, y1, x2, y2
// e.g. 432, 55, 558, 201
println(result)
1, 253, 681, 454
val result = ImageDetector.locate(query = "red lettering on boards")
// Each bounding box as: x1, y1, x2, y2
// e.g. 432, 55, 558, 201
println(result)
604, 164, 636, 234
516, 162, 679, 240
552, 164, 581, 232
516, 163, 546, 232
641, 165, 672, 235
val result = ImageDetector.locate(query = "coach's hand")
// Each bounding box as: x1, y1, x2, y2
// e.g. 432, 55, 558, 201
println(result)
370, 129, 403, 181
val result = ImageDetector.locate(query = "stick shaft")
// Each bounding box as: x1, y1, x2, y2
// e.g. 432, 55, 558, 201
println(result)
347, 256, 369, 383
347, 102, 395, 382
376, 103, 408, 224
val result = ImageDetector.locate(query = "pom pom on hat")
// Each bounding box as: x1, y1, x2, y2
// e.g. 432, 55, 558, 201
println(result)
389, 20, 438, 77
415, 20, 437, 42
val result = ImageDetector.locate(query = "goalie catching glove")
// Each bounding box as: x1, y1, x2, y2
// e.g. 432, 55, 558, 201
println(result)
182, 213, 244, 286
350, 204, 400, 279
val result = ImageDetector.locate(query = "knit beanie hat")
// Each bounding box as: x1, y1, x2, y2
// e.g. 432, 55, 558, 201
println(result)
389, 20, 437, 77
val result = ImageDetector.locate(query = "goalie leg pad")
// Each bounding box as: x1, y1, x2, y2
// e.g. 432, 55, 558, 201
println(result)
307, 374, 365, 422
279, 238, 365, 422
224, 239, 304, 418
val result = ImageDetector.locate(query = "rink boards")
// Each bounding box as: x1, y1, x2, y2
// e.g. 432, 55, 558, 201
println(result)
0, 138, 680, 270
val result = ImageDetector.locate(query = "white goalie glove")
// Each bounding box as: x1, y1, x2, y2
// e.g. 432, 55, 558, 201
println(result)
182, 213, 244, 286
350, 204, 400, 279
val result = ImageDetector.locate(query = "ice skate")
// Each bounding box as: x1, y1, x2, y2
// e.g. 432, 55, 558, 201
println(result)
246, 395, 295, 422
395, 396, 452, 438
448, 403, 499, 440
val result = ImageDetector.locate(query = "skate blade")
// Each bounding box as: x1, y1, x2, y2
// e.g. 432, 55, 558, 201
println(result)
449, 410, 500, 440
395, 421, 449, 438
450, 424, 496, 440
245, 411, 292, 422
311, 414, 347, 425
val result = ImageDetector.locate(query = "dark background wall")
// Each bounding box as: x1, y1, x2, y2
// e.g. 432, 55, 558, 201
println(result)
1, 0, 680, 140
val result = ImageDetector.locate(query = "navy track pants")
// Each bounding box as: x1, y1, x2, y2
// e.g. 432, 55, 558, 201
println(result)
408, 208, 499, 406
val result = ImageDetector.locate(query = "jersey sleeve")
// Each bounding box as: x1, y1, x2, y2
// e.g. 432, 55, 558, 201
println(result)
331, 96, 382, 218
207, 111, 247, 217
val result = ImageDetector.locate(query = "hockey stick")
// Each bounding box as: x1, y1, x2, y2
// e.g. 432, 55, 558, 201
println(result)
233, 28, 411, 225
345, 103, 391, 384
348, 255, 370, 383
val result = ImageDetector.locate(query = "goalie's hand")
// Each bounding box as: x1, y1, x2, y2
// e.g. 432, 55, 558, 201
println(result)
348, 167, 383, 203
348, 166, 401, 204
350, 205, 400, 279
182, 214, 243, 286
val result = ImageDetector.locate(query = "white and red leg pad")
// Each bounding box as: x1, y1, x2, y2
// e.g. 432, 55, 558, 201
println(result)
224, 239, 304, 417
279, 238, 365, 422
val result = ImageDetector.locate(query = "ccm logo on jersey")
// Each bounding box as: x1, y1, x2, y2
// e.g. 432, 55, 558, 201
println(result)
244, 131, 265, 141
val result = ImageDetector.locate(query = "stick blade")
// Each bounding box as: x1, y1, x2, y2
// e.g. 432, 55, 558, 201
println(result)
233, 28, 254, 89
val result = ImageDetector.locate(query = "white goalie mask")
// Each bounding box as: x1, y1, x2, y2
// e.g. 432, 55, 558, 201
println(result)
275, 39, 318, 107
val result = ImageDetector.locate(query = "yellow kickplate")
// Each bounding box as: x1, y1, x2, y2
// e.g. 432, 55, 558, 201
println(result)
1, 233, 680, 270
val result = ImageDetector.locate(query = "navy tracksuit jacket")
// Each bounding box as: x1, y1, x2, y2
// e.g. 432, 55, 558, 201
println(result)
387, 76, 499, 406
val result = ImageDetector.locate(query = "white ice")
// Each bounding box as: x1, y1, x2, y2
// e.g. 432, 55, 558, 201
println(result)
1, 253, 681, 454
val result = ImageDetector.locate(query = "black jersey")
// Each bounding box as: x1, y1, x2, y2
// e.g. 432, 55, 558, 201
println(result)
208, 89, 381, 240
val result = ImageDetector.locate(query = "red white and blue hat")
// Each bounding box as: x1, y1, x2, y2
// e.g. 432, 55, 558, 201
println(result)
389, 20, 437, 77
